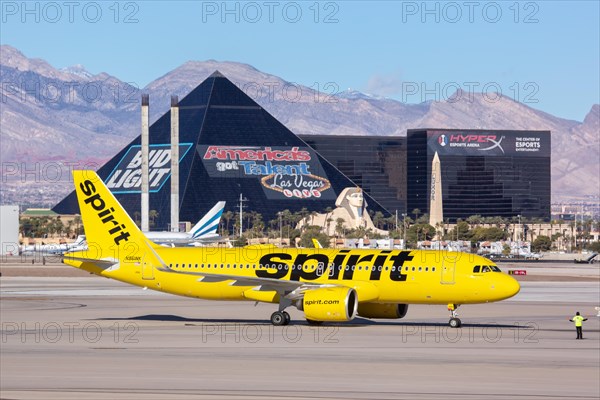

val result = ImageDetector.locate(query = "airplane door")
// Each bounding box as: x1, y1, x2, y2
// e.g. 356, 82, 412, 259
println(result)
440, 258, 456, 284
142, 254, 155, 280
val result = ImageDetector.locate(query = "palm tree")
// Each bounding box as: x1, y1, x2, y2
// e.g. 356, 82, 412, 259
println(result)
309, 210, 318, 226
466, 215, 482, 229
133, 211, 141, 227
326, 216, 334, 235
72, 215, 82, 236
322, 207, 333, 230
335, 217, 345, 238
412, 208, 421, 221
149, 210, 159, 229
373, 211, 385, 230
222, 211, 234, 236
252, 213, 264, 237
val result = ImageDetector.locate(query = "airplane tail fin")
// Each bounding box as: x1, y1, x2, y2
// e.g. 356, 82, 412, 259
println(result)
71, 170, 162, 265
189, 201, 226, 240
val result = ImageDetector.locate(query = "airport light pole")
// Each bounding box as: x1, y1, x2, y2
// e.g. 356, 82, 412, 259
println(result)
278, 211, 283, 246
402, 213, 407, 249
239, 194, 247, 238
517, 214, 522, 259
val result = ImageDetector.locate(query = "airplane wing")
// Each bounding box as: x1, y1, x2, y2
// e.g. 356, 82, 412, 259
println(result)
156, 266, 339, 300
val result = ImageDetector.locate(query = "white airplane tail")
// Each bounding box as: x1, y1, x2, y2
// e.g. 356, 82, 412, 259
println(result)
189, 201, 226, 240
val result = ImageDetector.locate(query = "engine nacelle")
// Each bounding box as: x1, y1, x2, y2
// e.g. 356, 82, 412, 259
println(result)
300, 287, 358, 322
357, 303, 409, 319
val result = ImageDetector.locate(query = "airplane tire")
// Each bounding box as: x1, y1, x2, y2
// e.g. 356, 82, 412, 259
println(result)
271, 311, 286, 326
449, 318, 462, 328
283, 311, 291, 325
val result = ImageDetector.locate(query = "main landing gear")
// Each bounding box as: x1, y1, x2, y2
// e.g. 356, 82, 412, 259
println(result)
270, 296, 292, 326
448, 304, 462, 328
270, 311, 291, 326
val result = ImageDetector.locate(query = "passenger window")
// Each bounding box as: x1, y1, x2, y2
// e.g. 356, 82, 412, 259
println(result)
418, 267, 422, 271
432, 267, 436, 272
473, 266, 481, 273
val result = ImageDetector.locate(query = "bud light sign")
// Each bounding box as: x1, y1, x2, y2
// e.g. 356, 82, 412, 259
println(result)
105, 143, 193, 194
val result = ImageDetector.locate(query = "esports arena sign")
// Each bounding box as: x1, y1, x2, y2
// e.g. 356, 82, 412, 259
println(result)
105, 143, 193, 194
199, 145, 336, 200
429, 131, 550, 157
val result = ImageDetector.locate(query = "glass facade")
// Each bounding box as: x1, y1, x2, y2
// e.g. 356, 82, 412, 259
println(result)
300, 135, 406, 216
407, 129, 551, 222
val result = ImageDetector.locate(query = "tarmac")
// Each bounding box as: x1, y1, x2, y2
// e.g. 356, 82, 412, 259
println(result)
1, 259, 599, 400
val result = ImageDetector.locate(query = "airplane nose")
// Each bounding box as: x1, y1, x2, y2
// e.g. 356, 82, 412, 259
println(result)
500, 274, 521, 300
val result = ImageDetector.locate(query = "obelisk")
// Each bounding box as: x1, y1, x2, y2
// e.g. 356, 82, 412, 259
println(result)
429, 152, 443, 228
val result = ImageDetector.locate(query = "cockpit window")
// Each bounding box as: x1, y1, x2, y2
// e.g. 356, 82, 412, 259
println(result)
474, 265, 502, 273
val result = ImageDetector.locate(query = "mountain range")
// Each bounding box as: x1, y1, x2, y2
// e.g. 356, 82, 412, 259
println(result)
0, 44, 598, 204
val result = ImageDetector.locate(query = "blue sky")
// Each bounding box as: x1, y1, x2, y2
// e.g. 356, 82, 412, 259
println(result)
1, 1, 599, 121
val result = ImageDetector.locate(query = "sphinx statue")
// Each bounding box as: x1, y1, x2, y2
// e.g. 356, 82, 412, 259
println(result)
298, 187, 388, 237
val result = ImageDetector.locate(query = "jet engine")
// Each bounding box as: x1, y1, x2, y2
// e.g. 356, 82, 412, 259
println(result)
299, 287, 358, 322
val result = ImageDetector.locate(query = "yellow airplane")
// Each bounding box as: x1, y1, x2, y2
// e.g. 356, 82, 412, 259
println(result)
63, 170, 520, 328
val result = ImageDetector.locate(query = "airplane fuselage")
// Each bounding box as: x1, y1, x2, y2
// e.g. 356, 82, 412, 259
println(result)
67, 246, 519, 306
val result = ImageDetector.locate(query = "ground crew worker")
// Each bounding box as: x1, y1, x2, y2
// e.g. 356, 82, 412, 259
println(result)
569, 312, 588, 339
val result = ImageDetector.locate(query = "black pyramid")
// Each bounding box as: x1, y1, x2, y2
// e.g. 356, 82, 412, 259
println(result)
53, 72, 389, 230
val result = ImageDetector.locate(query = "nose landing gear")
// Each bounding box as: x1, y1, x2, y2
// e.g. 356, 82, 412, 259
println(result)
448, 304, 461, 328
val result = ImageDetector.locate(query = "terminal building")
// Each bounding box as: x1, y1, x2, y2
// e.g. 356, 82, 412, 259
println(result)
53, 72, 552, 229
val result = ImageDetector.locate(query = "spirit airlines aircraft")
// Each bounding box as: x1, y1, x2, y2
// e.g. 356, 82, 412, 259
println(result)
144, 201, 226, 245
63, 171, 520, 328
